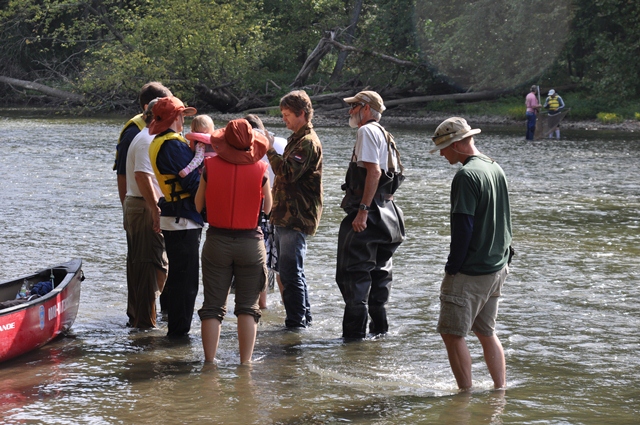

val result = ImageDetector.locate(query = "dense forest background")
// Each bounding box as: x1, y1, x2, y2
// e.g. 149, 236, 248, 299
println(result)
1, 0, 639, 116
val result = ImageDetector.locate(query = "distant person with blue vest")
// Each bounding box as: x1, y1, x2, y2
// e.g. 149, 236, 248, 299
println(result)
543, 89, 565, 139
148, 96, 203, 338
195, 119, 271, 364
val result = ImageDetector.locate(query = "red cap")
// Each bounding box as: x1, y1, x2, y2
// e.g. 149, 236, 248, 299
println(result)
148, 96, 197, 135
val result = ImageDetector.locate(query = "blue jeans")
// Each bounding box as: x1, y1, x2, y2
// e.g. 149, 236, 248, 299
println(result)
525, 111, 536, 140
274, 226, 311, 328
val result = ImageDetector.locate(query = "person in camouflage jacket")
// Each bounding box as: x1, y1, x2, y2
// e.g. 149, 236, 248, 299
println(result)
266, 90, 323, 328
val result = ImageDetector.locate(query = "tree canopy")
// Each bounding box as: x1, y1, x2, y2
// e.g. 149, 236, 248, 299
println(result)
0, 0, 639, 111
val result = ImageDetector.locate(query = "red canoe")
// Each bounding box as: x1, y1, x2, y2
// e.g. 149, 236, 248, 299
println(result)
0, 259, 84, 363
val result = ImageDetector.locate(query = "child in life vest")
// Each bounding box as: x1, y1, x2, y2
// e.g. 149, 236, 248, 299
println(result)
179, 115, 217, 177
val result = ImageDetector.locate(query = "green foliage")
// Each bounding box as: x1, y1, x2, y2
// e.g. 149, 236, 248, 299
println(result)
505, 106, 526, 120
558, 93, 600, 120
414, 0, 572, 91
260, 0, 345, 86
413, 92, 640, 122
564, 0, 640, 98
460, 96, 524, 118
561, 92, 640, 120
596, 112, 624, 124
79, 0, 268, 106
327, 0, 440, 92
266, 108, 282, 117
2, 0, 640, 111
0, 0, 92, 79
414, 96, 527, 119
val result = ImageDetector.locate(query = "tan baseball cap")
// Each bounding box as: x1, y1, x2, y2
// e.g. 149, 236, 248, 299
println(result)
343, 90, 386, 113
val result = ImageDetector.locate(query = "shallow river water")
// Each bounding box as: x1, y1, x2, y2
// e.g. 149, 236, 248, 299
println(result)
0, 114, 639, 424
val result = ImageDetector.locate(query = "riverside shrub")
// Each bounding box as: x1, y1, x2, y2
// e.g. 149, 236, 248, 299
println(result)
596, 112, 624, 124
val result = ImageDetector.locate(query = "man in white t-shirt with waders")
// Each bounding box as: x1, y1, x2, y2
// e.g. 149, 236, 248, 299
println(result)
336, 91, 405, 340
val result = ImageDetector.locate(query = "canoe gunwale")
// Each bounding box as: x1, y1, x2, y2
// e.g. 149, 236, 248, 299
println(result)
0, 259, 83, 316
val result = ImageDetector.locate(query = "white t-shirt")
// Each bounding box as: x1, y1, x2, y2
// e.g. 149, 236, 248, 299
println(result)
126, 129, 201, 230
125, 128, 161, 197
160, 216, 202, 231
354, 122, 397, 172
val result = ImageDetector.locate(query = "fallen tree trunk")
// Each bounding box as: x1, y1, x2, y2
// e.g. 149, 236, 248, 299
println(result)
327, 39, 421, 68
383, 85, 578, 107
291, 31, 335, 87
195, 83, 239, 112
309, 90, 354, 102
242, 90, 514, 113
384, 89, 511, 107
291, 35, 428, 87
0, 76, 86, 103
240, 91, 354, 114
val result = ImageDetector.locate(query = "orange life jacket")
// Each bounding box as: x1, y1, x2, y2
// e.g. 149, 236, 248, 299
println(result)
205, 156, 267, 230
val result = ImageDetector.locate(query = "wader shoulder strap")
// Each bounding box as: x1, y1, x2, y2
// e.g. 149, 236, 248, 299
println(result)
369, 122, 404, 174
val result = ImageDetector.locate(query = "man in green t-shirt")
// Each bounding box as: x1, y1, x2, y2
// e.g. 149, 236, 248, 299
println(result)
430, 117, 513, 391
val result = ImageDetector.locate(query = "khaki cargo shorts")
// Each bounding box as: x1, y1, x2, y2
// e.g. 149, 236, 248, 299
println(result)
436, 266, 508, 337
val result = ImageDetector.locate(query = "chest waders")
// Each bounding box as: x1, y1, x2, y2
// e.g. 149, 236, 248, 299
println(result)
340, 122, 405, 243
336, 123, 406, 339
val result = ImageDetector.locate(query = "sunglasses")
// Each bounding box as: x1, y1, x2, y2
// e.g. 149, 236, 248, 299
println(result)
349, 103, 366, 110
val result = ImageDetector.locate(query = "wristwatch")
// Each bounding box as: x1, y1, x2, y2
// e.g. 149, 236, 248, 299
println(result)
359, 203, 370, 211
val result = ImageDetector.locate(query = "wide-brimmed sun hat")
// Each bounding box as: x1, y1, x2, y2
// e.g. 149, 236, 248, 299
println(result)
430, 117, 481, 154
209, 119, 268, 165
343, 90, 386, 113
148, 96, 197, 135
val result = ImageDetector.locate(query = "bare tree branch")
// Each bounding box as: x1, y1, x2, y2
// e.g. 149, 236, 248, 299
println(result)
84, 4, 134, 52
327, 39, 421, 68
291, 31, 336, 87
331, 0, 363, 80
0, 76, 86, 103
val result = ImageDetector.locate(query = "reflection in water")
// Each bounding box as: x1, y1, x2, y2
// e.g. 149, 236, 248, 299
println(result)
0, 118, 639, 424
437, 390, 506, 425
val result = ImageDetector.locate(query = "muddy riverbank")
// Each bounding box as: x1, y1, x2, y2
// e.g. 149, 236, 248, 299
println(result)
2, 106, 640, 133
210, 108, 640, 133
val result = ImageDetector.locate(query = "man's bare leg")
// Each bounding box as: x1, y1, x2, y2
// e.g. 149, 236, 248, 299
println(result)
441, 333, 473, 390
475, 332, 506, 389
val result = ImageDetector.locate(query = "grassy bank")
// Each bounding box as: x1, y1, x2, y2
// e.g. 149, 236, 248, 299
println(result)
412, 92, 640, 123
